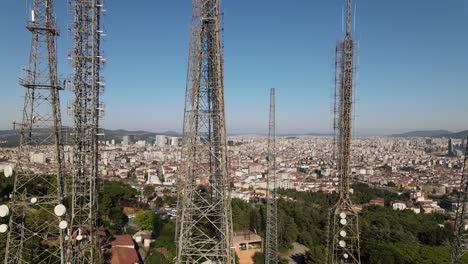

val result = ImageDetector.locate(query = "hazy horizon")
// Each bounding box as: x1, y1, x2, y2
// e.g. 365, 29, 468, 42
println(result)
0, 0, 467, 134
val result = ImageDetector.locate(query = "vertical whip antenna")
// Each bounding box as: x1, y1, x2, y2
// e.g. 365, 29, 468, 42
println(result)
265, 88, 278, 264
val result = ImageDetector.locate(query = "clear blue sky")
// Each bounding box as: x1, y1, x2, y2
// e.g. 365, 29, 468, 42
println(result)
0, 0, 467, 135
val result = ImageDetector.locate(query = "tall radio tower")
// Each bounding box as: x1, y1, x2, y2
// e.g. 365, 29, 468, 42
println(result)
327, 0, 361, 263
175, 0, 234, 263
3, 0, 66, 263
66, 0, 105, 263
450, 137, 468, 264
265, 88, 278, 264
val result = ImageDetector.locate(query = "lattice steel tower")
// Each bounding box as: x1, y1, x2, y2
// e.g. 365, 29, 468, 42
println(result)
175, 0, 234, 263
265, 88, 278, 264
327, 0, 361, 263
65, 0, 105, 263
450, 137, 468, 264
3, 0, 66, 263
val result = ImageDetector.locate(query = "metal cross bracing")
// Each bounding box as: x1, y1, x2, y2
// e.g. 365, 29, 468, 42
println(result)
65, 0, 105, 263
450, 137, 468, 264
265, 88, 278, 264
3, 0, 66, 263
327, 0, 361, 263
175, 0, 234, 263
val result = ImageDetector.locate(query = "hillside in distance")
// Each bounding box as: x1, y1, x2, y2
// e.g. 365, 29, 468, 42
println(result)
442, 130, 468, 139
391, 130, 468, 139
391, 130, 452, 137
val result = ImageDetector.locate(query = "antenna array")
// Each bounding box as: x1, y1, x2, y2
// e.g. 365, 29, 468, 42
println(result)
66, 0, 105, 263
3, 0, 66, 262
327, 0, 361, 263
175, 0, 234, 263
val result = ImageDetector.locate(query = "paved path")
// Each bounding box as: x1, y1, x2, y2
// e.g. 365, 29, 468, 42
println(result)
282, 242, 309, 264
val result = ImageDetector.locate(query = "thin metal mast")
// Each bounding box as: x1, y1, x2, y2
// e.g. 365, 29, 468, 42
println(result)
450, 137, 468, 264
328, 0, 361, 263
3, 0, 66, 263
265, 88, 278, 264
66, 0, 105, 263
176, 0, 234, 263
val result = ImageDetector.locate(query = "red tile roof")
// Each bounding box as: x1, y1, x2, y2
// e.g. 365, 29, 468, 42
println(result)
111, 247, 140, 264
111, 235, 135, 248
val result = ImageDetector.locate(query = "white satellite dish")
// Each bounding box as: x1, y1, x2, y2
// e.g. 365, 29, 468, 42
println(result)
59, 220, 68, 229
30, 197, 38, 204
54, 204, 66, 217
0, 205, 9, 217
339, 240, 346, 248
343, 253, 349, 259
76, 234, 83, 241
340, 219, 347, 225
4, 166, 13, 178
339, 212, 347, 219
340, 230, 347, 237
0, 224, 8, 233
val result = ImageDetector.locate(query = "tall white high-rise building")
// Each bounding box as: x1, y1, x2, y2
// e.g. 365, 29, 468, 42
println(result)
122, 136, 129, 146
155, 135, 167, 148
169, 137, 180, 146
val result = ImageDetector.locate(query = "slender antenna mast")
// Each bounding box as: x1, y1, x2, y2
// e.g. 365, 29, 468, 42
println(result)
176, 0, 234, 263
327, 0, 361, 263
450, 137, 468, 263
265, 88, 278, 264
3, 0, 66, 263
66, 0, 105, 262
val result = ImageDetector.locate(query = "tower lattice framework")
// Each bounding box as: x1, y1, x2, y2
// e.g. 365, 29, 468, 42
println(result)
265, 88, 278, 264
450, 137, 468, 264
328, 0, 361, 263
3, 0, 66, 263
66, 0, 105, 263
176, 0, 234, 263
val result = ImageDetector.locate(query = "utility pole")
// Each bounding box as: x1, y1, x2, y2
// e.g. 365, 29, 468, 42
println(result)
327, 0, 361, 263
176, 0, 234, 263
3, 0, 66, 263
265, 88, 278, 264
66, 0, 105, 263
450, 137, 468, 264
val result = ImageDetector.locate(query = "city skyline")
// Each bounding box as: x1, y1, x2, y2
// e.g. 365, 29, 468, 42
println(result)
0, 0, 467, 134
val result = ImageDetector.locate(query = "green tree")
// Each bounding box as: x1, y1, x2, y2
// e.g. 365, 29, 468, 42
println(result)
305, 245, 326, 264
154, 222, 177, 259
134, 210, 156, 231
108, 207, 128, 234
143, 186, 154, 204
146, 252, 170, 264
253, 252, 264, 264
163, 188, 171, 195
249, 209, 262, 232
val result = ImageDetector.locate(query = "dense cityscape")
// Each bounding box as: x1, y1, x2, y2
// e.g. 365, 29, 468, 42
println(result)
0, 0, 467, 264
1, 133, 467, 263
